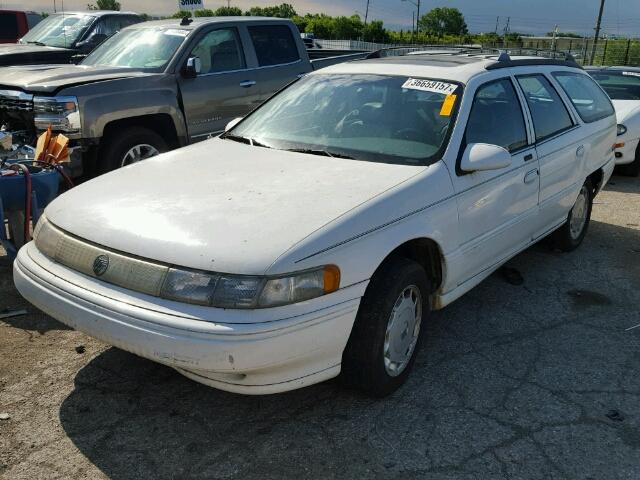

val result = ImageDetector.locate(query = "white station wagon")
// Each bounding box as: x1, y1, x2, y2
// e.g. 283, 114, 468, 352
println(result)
14, 51, 616, 396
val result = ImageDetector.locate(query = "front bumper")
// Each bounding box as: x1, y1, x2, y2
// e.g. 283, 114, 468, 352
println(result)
14, 243, 363, 394
614, 136, 639, 166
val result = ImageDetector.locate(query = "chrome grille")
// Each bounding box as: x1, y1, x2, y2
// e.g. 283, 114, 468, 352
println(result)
0, 89, 34, 112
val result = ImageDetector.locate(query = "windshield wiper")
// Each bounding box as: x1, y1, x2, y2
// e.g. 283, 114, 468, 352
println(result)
223, 134, 272, 148
25, 41, 47, 46
284, 148, 355, 159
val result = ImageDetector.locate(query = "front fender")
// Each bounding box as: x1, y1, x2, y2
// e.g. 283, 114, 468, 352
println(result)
60, 74, 187, 142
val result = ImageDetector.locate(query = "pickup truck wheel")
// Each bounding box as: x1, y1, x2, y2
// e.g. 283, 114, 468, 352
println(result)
551, 180, 593, 252
342, 257, 430, 397
100, 127, 167, 173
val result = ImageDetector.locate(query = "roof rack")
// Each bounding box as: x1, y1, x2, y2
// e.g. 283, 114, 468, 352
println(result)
365, 46, 582, 69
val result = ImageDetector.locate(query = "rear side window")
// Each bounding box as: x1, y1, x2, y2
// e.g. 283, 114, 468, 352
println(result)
0, 13, 19, 39
465, 78, 528, 152
516, 75, 573, 142
248, 25, 299, 67
27, 14, 42, 29
553, 72, 615, 123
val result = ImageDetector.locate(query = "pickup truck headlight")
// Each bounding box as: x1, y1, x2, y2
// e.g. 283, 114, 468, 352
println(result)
617, 124, 627, 136
33, 96, 81, 134
161, 265, 340, 308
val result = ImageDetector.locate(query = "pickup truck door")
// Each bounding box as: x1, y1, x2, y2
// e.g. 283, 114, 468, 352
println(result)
514, 73, 583, 237
178, 26, 255, 141
452, 77, 540, 282
244, 24, 312, 104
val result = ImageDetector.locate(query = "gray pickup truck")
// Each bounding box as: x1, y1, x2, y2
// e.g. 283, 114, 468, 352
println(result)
0, 16, 362, 176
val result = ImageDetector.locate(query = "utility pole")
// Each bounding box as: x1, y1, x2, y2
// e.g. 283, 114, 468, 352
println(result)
416, 0, 421, 33
590, 0, 605, 64
551, 24, 559, 51
364, 0, 370, 26
412, 11, 415, 35
494, 16, 499, 34
53, 0, 56, 12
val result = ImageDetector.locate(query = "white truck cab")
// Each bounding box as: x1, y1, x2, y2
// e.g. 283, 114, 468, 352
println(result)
14, 50, 616, 396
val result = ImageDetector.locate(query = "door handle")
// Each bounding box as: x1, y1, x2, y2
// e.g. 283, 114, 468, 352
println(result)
524, 169, 539, 184
524, 153, 534, 161
576, 145, 585, 158
239, 80, 256, 88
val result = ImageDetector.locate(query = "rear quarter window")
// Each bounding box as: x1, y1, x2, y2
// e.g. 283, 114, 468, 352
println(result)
248, 25, 299, 67
553, 71, 615, 123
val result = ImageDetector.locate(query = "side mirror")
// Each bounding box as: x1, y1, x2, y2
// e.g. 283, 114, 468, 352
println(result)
460, 143, 512, 172
182, 56, 202, 79
225, 117, 243, 132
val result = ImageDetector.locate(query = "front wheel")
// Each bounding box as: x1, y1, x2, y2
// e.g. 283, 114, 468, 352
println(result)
551, 180, 593, 252
99, 127, 168, 174
341, 257, 430, 397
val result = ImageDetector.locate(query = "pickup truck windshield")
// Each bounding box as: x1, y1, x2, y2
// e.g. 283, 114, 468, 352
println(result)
228, 74, 461, 165
19, 14, 94, 48
82, 28, 189, 70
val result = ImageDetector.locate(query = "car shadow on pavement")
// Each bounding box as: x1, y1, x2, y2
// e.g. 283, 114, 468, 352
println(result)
57, 221, 640, 479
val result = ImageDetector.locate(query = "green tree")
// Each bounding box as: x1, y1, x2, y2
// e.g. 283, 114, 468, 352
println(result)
333, 15, 363, 40
246, 4, 297, 18
418, 7, 467, 36
212, 7, 242, 16
87, 0, 121, 10
363, 20, 388, 42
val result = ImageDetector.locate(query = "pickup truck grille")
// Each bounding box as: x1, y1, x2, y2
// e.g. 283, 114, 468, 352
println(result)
0, 89, 33, 112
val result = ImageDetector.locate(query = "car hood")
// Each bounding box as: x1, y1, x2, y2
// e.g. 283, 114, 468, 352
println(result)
45, 139, 426, 275
611, 99, 640, 124
0, 64, 154, 93
0, 43, 72, 67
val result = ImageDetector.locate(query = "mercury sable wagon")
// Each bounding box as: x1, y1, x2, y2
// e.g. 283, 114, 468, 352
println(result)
14, 51, 616, 396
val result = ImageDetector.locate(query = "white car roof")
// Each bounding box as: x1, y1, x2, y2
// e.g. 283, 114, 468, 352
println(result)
315, 53, 582, 84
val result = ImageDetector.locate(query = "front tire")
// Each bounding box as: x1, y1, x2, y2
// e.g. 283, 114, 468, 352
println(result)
99, 127, 167, 174
551, 180, 593, 252
342, 257, 430, 397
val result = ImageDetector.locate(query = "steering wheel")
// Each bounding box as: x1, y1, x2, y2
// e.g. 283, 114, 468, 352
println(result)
336, 109, 363, 134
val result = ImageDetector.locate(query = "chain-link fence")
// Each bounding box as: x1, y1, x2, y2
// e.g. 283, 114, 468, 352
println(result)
314, 37, 640, 67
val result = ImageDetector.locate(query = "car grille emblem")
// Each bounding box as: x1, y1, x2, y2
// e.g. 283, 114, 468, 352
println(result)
92, 255, 110, 277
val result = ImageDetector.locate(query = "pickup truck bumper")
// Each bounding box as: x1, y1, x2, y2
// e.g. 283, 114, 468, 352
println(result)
14, 242, 363, 394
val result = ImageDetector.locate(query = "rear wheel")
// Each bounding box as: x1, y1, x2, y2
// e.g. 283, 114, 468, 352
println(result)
342, 256, 430, 397
99, 127, 167, 174
551, 180, 593, 252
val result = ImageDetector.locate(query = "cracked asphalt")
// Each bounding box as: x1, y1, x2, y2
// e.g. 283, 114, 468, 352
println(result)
1, 175, 640, 479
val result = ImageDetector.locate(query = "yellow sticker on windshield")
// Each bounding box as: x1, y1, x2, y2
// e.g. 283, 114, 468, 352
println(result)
440, 94, 457, 116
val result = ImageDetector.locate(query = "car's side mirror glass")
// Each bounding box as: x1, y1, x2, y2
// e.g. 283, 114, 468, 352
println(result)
182, 56, 202, 79
461, 142, 512, 172
225, 117, 243, 132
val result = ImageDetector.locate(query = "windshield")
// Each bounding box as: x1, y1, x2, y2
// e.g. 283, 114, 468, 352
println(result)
591, 71, 640, 100
20, 14, 94, 48
228, 74, 461, 165
82, 28, 189, 70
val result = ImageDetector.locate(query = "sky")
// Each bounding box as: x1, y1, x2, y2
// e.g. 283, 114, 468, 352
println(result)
6, 0, 640, 36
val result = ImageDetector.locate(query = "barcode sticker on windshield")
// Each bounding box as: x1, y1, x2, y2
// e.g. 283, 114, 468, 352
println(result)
402, 78, 458, 95
622, 71, 640, 77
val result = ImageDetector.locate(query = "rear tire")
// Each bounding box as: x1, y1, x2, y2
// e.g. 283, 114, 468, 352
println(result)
99, 127, 167, 174
342, 256, 430, 397
550, 179, 593, 252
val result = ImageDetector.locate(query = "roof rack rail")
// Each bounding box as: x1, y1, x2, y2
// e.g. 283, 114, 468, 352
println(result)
364, 46, 581, 69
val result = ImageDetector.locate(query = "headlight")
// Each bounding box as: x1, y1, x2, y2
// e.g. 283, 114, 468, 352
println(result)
617, 124, 627, 136
33, 96, 81, 134
160, 265, 340, 308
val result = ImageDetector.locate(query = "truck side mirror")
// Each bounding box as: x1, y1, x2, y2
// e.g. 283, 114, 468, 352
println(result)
460, 143, 512, 172
182, 57, 202, 79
